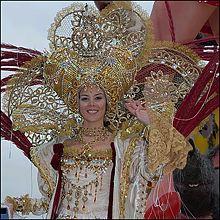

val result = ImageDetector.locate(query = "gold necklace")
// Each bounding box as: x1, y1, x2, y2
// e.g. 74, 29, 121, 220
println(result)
80, 127, 109, 138
77, 126, 110, 145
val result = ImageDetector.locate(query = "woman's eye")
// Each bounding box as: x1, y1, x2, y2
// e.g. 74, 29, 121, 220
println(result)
80, 97, 88, 101
95, 96, 103, 100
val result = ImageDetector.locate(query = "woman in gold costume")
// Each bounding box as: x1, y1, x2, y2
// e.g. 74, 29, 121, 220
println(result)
2, 2, 200, 219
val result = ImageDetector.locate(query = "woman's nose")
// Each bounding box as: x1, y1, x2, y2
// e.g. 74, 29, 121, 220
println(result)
88, 99, 95, 106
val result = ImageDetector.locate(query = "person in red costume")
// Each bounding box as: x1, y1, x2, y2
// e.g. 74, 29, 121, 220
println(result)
150, 1, 219, 43
95, 1, 219, 43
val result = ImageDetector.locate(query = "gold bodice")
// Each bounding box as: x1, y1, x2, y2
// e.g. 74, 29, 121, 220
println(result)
58, 146, 113, 219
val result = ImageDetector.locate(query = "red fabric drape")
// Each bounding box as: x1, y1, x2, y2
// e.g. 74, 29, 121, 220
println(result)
164, 1, 175, 42
173, 51, 219, 137
50, 143, 64, 220
1, 43, 42, 69
1, 44, 43, 159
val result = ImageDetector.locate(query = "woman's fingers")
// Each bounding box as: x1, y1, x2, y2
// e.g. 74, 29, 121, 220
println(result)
136, 104, 145, 111
125, 102, 135, 111
124, 102, 137, 115
126, 99, 139, 106
125, 99, 146, 110
125, 99, 151, 124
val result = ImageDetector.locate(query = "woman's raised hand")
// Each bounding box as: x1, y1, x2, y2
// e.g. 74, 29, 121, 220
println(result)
124, 99, 151, 125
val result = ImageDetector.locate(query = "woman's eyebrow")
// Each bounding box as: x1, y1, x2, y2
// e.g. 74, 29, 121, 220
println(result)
94, 93, 104, 96
80, 93, 104, 96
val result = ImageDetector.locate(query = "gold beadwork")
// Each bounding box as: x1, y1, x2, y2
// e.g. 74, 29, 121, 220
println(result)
62, 145, 113, 162
78, 126, 110, 142
61, 144, 113, 219
80, 127, 108, 137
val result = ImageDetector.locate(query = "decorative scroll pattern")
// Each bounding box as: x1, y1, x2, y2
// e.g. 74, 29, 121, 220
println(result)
127, 46, 202, 113
2, 5, 203, 147
4, 57, 77, 147
48, 1, 153, 69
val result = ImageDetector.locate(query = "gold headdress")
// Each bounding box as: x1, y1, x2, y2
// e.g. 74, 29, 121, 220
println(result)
44, 47, 136, 113
44, 1, 153, 113
3, 2, 202, 147
3, 2, 154, 146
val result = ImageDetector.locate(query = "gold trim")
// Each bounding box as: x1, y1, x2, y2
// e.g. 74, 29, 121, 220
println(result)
120, 119, 145, 141
147, 108, 192, 174
63, 145, 113, 160
152, 41, 200, 63
119, 136, 139, 218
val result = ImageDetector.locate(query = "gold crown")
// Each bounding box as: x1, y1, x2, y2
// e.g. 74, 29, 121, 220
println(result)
44, 47, 136, 113
44, 1, 153, 113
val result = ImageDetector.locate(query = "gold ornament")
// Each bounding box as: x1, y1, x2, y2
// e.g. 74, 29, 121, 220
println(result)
43, 47, 137, 114
78, 126, 110, 140
3, 2, 202, 148
43, 1, 153, 114
61, 141, 113, 218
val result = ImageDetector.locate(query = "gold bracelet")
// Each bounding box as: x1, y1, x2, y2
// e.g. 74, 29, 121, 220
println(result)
5, 194, 32, 215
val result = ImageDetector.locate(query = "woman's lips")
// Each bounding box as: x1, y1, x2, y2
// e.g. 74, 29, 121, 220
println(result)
87, 110, 99, 114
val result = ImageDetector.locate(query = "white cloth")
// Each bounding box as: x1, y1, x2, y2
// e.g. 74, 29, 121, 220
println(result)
57, 161, 113, 219
29, 134, 165, 219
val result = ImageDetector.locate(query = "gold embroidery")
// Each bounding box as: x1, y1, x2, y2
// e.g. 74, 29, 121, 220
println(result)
100, 1, 154, 70
120, 120, 145, 141
5, 194, 49, 215
152, 41, 200, 63
61, 146, 113, 219
30, 147, 55, 197
147, 107, 192, 174
63, 146, 113, 161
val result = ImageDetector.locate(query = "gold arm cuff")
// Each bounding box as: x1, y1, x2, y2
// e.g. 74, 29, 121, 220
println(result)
146, 107, 192, 174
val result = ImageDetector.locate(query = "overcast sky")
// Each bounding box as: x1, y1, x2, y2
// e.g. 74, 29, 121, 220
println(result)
1, 1, 154, 219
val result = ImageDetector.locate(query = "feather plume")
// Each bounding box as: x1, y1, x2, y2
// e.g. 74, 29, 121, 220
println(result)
1, 111, 32, 159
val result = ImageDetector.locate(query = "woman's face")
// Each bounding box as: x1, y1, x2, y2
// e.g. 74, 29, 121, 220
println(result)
79, 84, 107, 125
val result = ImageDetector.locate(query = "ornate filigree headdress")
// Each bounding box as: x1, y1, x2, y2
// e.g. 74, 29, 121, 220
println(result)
3, 2, 202, 147
44, 1, 153, 113
44, 47, 136, 114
